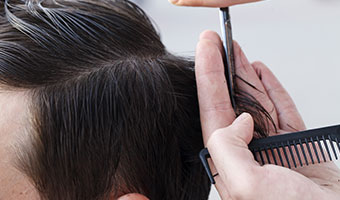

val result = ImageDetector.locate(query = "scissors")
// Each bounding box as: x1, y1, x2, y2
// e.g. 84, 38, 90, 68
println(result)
220, 7, 236, 109
199, 7, 236, 184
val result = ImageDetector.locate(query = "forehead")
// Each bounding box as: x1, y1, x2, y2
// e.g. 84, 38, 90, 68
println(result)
0, 90, 30, 133
0, 89, 38, 199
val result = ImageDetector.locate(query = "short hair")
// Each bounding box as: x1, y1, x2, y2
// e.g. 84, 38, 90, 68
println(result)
0, 0, 273, 199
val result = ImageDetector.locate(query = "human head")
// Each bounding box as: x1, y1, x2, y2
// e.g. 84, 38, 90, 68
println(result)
0, 0, 272, 199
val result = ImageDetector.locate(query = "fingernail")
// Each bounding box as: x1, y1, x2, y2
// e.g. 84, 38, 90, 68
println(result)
168, 0, 178, 4
233, 113, 250, 124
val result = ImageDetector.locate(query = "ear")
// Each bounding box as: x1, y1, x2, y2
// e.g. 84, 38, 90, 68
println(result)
117, 193, 149, 200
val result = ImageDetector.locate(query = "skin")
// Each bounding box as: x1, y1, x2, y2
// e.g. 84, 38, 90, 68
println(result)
168, 0, 262, 7
117, 193, 149, 200
195, 30, 340, 200
0, 89, 39, 199
0, 90, 147, 199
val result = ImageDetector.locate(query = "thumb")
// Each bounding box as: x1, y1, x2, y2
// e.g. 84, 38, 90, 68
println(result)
207, 113, 261, 198
230, 112, 255, 145
207, 112, 254, 152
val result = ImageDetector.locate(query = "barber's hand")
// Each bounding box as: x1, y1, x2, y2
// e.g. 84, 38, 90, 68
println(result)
169, 0, 262, 7
195, 30, 340, 200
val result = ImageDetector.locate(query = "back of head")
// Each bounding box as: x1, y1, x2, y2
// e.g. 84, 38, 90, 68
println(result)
0, 0, 210, 199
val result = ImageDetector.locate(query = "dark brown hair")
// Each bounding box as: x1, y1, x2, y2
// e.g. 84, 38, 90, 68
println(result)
0, 0, 273, 199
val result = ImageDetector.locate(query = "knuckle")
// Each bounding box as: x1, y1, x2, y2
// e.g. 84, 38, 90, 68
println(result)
252, 61, 265, 67
251, 61, 269, 72
252, 89, 268, 102
199, 30, 219, 41
207, 126, 233, 149
251, 61, 270, 77
207, 128, 227, 145
266, 84, 284, 96
200, 100, 233, 113
196, 68, 223, 82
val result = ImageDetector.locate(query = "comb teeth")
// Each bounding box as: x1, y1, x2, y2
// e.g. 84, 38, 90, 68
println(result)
316, 136, 327, 162
311, 137, 320, 163
322, 135, 332, 161
287, 142, 297, 168
249, 125, 340, 168
299, 139, 308, 166
336, 138, 340, 154
329, 135, 338, 160
305, 138, 314, 164
276, 147, 284, 166
292, 140, 303, 167
269, 145, 278, 165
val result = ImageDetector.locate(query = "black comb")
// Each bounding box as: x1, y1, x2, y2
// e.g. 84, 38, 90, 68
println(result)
249, 124, 340, 168
200, 124, 340, 184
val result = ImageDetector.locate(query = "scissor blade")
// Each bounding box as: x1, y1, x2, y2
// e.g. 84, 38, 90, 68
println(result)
219, 7, 236, 109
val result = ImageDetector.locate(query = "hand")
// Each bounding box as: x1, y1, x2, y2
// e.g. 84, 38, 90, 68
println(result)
195, 30, 340, 200
169, 0, 262, 7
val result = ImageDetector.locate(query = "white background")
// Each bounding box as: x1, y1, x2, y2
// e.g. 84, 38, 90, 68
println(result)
134, 0, 340, 199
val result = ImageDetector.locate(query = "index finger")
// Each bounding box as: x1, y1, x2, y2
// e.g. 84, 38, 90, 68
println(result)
169, 0, 262, 7
195, 31, 235, 144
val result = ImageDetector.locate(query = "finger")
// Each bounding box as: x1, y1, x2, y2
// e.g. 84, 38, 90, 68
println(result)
208, 114, 324, 200
169, 0, 262, 7
199, 30, 224, 54
195, 32, 235, 144
233, 42, 279, 130
251, 63, 306, 131
207, 113, 262, 199
196, 30, 234, 199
